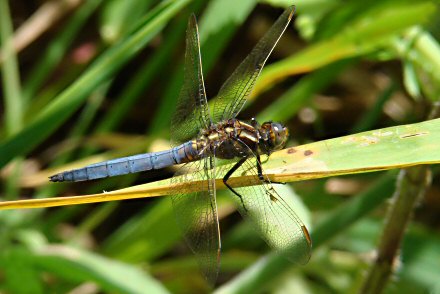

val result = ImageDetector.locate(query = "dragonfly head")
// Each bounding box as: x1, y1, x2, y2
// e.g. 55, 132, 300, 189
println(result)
261, 122, 289, 151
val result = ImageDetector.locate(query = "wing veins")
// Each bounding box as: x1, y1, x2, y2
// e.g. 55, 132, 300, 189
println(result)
213, 6, 295, 122
170, 157, 220, 283
171, 15, 211, 145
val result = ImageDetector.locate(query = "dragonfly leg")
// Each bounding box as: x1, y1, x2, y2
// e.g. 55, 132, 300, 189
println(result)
223, 157, 248, 212
256, 153, 286, 185
260, 155, 270, 164
249, 120, 284, 184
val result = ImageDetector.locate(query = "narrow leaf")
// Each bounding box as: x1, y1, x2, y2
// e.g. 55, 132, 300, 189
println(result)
1, 118, 439, 210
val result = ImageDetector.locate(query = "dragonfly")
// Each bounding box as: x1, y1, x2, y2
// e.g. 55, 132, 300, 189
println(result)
50, 5, 311, 283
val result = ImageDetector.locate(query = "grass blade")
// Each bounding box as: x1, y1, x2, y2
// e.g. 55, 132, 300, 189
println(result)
0, 0, 191, 169
1, 118, 439, 209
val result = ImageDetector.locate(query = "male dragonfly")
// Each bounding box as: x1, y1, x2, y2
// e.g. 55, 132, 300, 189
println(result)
50, 6, 311, 283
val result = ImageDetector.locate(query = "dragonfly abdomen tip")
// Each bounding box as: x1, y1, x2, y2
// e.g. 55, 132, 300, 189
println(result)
49, 174, 64, 182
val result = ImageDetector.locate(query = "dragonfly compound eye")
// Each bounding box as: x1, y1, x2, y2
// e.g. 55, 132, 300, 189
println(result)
270, 122, 289, 150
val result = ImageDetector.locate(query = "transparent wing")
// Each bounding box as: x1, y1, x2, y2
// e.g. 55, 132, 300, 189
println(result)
219, 156, 311, 263
171, 157, 220, 283
171, 14, 211, 146
212, 6, 295, 123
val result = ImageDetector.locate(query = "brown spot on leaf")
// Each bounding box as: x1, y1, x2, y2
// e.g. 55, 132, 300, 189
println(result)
287, 148, 297, 154
304, 150, 313, 156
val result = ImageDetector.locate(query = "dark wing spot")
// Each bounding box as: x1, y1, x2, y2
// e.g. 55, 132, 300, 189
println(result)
302, 225, 312, 246
269, 193, 278, 202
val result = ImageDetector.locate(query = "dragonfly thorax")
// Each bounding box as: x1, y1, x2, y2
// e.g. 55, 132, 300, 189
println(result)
195, 119, 289, 159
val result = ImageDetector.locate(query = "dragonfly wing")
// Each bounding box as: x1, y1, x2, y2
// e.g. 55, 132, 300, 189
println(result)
171, 157, 220, 283
212, 6, 295, 123
220, 156, 311, 264
171, 14, 211, 146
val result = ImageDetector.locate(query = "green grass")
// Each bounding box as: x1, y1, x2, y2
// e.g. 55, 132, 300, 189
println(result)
0, 0, 439, 293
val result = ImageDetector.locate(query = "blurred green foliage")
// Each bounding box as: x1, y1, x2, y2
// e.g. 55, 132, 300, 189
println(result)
0, 0, 439, 293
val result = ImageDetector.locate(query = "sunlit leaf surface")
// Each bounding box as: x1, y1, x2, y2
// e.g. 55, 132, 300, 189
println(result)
1, 118, 439, 210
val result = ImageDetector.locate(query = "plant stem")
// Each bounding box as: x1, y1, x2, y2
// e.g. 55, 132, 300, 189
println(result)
360, 105, 439, 293
360, 167, 431, 294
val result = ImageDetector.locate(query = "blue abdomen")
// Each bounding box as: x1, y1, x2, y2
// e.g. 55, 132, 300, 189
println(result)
50, 141, 198, 182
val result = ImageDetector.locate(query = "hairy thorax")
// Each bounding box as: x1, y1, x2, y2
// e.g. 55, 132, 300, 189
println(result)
195, 119, 260, 160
